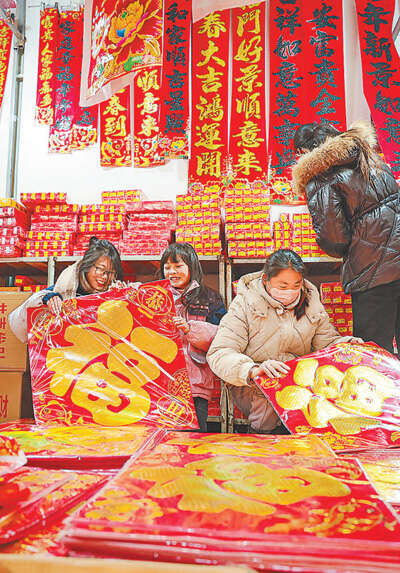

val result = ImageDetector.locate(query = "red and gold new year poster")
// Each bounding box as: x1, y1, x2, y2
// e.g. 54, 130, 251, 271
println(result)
80, 0, 163, 107
159, 0, 191, 160
35, 7, 59, 125
60, 438, 400, 569
188, 10, 230, 188
133, 66, 165, 167
255, 342, 400, 452
0, 422, 165, 469
0, 467, 107, 545
229, 3, 268, 183
100, 86, 132, 166
0, 18, 12, 110
27, 281, 198, 430
356, 0, 400, 177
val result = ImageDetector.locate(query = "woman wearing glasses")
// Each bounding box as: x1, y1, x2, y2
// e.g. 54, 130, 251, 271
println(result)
9, 236, 123, 342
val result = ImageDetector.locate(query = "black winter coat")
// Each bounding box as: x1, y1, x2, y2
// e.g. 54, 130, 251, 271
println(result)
292, 121, 400, 294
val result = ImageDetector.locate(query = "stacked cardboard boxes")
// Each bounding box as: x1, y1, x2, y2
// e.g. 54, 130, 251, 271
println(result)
225, 183, 273, 258
0, 292, 32, 422
320, 282, 353, 336
175, 188, 221, 256
0, 200, 29, 257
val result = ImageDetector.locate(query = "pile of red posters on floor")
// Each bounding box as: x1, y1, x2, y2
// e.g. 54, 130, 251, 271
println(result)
58, 432, 400, 572
0, 464, 108, 545
348, 448, 400, 506
254, 342, 400, 452
0, 422, 165, 469
0, 434, 26, 476
27, 281, 198, 430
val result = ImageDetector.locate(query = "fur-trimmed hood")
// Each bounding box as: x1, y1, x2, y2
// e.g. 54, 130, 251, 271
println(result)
292, 121, 378, 196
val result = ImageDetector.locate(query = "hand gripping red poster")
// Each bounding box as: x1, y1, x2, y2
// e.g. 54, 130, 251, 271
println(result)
27, 281, 198, 430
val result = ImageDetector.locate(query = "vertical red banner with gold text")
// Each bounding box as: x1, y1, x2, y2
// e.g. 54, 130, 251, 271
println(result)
0, 19, 12, 110
356, 0, 400, 176
230, 2, 267, 183
188, 10, 230, 188
302, 0, 346, 130
268, 0, 306, 204
159, 0, 191, 159
49, 10, 83, 153
100, 86, 132, 167
36, 8, 59, 125
133, 67, 165, 167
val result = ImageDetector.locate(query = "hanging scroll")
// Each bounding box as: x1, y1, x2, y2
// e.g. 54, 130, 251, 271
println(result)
133, 67, 165, 167
159, 0, 191, 159
100, 86, 132, 167
80, 0, 163, 107
356, 0, 400, 176
229, 2, 268, 183
188, 10, 230, 187
0, 18, 12, 110
36, 7, 59, 125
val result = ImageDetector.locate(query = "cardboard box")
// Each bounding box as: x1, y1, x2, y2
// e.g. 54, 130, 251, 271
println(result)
0, 371, 22, 421
1, 291, 31, 371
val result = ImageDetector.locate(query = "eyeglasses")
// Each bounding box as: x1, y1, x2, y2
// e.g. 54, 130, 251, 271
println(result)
92, 265, 116, 280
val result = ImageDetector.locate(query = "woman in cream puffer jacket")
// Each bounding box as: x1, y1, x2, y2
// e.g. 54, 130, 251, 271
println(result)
207, 250, 358, 433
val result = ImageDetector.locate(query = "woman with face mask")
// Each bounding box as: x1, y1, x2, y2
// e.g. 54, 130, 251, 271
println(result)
207, 249, 362, 434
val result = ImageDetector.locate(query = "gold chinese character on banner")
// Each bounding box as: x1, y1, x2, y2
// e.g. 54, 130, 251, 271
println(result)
138, 92, 159, 115
139, 116, 159, 136
137, 69, 160, 92
198, 13, 227, 39
195, 123, 223, 150
236, 149, 262, 175
105, 116, 127, 137
198, 40, 225, 67
233, 120, 263, 148
236, 64, 262, 93
236, 93, 261, 120
196, 152, 222, 177
104, 95, 126, 116
237, 8, 260, 36
196, 94, 224, 122
197, 66, 223, 93
235, 36, 262, 63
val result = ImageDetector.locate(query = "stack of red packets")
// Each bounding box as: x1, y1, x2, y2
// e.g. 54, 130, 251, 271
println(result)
274, 212, 330, 258
75, 204, 127, 255
102, 189, 143, 208
58, 431, 400, 572
121, 201, 175, 256
225, 182, 273, 258
320, 282, 353, 336
20, 194, 79, 257
175, 188, 221, 256
0, 199, 29, 257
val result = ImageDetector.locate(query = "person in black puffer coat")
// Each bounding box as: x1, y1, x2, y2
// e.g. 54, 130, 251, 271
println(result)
292, 120, 400, 354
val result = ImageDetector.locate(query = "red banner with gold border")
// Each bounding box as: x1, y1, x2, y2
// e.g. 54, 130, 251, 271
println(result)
268, 0, 306, 204
99, 86, 132, 167
49, 10, 83, 153
36, 8, 59, 125
159, 0, 191, 160
356, 0, 400, 176
0, 19, 12, 110
229, 2, 267, 183
133, 66, 164, 167
188, 10, 230, 187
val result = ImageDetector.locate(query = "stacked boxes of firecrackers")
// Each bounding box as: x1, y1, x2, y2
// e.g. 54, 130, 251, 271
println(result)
175, 189, 222, 256
273, 212, 330, 258
21, 193, 78, 257
0, 199, 29, 257
120, 201, 175, 256
225, 183, 273, 258
76, 206, 127, 256
320, 282, 353, 336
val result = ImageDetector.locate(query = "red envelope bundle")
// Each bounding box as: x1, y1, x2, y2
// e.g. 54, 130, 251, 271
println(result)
0, 434, 26, 476
254, 342, 400, 452
0, 422, 165, 469
0, 467, 108, 545
27, 281, 198, 430
58, 433, 400, 572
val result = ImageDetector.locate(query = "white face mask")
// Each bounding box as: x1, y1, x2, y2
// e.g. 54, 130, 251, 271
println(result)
269, 287, 301, 306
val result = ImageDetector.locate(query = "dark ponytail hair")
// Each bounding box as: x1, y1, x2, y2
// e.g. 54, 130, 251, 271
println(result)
159, 242, 207, 308
293, 122, 341, 153
78, 236, 123, 292
263, 249, 309, 319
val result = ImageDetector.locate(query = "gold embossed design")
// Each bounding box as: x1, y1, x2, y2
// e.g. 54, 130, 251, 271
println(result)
313, 365, 344, 399
293, 358, 319, 387
336, 366, 394, 417
130, 457, 350, 515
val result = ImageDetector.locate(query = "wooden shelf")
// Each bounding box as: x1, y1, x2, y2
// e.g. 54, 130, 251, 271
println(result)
0, 256, 48, 277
